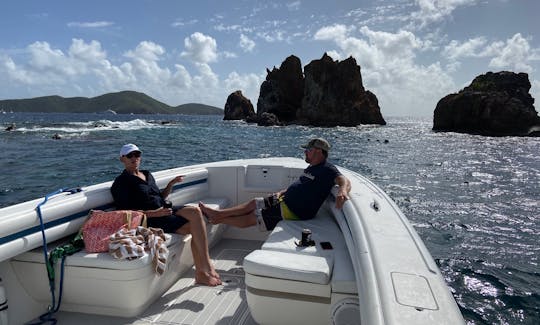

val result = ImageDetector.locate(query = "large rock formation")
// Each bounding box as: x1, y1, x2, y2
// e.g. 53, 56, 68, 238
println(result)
298, 54, 385, 126
223, 90, 256, 121
257, 55, 304, 123
433, 71, 540, 136
229, 53, 385, 127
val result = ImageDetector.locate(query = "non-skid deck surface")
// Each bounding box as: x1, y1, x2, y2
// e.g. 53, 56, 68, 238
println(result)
52, 239, 262, 325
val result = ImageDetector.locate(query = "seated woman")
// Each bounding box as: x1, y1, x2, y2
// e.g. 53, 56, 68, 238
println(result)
111, 144, 221, 286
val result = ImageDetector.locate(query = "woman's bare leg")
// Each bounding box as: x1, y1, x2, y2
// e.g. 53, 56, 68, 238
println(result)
177, 206, 221, 286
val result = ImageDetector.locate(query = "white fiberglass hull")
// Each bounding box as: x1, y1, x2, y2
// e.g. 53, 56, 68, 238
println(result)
0, 157, 464, 325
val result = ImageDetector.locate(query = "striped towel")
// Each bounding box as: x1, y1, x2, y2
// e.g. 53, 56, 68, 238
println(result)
109, 226, 169, 275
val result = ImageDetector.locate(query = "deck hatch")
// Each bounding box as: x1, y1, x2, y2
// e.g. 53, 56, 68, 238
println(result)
391, 272, 438, 310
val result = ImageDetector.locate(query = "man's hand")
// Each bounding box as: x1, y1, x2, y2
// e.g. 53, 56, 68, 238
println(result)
335, 175, 351, 209
335, 188, 350, 209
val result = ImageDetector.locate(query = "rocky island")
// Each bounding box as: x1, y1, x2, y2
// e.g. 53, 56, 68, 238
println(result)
224, 53, 386, 127
433, 71, 540, 136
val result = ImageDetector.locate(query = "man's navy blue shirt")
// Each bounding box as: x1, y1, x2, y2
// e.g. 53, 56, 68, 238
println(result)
283, 160, 341, 219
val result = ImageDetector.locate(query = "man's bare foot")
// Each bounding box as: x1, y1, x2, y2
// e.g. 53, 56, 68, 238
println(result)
195, 270, 222, 286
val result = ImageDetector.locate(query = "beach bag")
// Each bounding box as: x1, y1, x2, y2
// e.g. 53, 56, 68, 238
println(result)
82, 210, 146, 253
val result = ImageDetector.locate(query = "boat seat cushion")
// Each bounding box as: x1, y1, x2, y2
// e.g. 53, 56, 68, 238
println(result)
15, 233, 180, 270
250, 210, 357, 294
243, 249, 331, 285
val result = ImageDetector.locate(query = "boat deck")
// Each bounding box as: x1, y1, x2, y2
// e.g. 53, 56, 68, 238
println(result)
42, 239, 262, 325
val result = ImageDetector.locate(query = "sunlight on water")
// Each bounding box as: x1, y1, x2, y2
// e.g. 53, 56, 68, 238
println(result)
1, 112, 539, 324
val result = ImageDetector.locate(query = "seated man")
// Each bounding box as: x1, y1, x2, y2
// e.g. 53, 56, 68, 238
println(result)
200, 138, 351, 231
111, 144, 221, 286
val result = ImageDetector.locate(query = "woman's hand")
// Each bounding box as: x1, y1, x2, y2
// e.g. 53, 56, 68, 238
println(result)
169, 175, 184, 186
162, 175, 185, 198
146, 208, 173, 218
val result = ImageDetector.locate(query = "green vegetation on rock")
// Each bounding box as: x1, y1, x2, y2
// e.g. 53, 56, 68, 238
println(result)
0, 91, 223, 115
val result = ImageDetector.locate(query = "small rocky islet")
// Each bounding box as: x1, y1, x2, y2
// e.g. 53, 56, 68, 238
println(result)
224, 53, 385, 127
225, 54, 539, 136
433, 71, 540, 136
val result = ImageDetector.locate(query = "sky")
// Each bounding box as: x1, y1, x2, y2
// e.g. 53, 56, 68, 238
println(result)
0, 0, 539, 117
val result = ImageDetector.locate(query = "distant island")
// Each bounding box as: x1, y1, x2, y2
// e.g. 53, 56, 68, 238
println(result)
0, 90, 223, 115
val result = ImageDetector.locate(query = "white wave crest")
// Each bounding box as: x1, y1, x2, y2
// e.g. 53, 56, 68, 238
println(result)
16, 119, 159, 133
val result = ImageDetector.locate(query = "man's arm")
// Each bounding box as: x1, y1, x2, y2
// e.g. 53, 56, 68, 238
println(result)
335, 175, 351, 209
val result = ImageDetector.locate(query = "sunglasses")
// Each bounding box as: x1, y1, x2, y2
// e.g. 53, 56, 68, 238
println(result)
304, 147, 316, 152
125, 151, 141, 159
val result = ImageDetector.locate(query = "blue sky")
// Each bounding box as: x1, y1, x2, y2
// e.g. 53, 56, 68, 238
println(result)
0, 0, 539, 117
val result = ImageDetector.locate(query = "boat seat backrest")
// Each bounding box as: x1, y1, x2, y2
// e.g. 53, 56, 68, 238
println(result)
149, 168, 211, 207
14, 197, 229, 270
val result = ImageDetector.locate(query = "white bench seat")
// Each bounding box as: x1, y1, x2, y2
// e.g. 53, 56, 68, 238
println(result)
243, 207, 358, 325
244, 210, 357, 295
243, 249, 332, 285
10, 195, 229, 317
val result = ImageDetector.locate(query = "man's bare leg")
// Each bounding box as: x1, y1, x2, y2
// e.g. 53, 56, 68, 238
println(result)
212, 213, 258, 228
198, 199, 257, 222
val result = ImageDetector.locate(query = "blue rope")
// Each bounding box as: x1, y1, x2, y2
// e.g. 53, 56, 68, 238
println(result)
29, 187, 81, 325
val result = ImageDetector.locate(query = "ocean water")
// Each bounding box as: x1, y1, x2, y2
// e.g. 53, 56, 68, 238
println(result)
1, 112, 539, 324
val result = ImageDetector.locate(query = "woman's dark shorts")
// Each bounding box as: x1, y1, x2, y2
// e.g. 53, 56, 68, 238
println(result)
146, 205, 188, 233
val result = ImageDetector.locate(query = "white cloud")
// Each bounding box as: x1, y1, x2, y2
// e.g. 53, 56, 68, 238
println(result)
239, 34, 256, 52
2, 55, 33, 84
124, 41, 170, 86
359, 26, 423, 59
214, 24, 252, 33
0, 38, 228, 106
531, 79, 540, 107
170, 64, 192, 89
27, 41, 74, 75
488, 33, 535, 72
286, 1, 301, 11
443, 33, 540, 73
314, 24, 354, 43
125, 41, 164, 61
7, 39, 111, 84
313, 24, 455, 116
171, 19, 198, 28
443, 37, 487, 60
325, 50, 343, 61
257, 30, 287, 43
222, 51, 237, 59
181, 32, 218, 64
67, 21, 114, 28
224, 71, 265, 105
410, 0, 478, 28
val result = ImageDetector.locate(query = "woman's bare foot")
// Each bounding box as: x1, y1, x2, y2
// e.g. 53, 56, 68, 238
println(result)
198, 202, 220, 221
210, 268, 221, 280
195, 270, 222, 286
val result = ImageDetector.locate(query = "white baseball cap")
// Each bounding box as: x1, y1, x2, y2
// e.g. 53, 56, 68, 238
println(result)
119, 143, 141, 157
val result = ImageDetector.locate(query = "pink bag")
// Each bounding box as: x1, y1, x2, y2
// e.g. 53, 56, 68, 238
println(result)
82, 210, 146, 253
